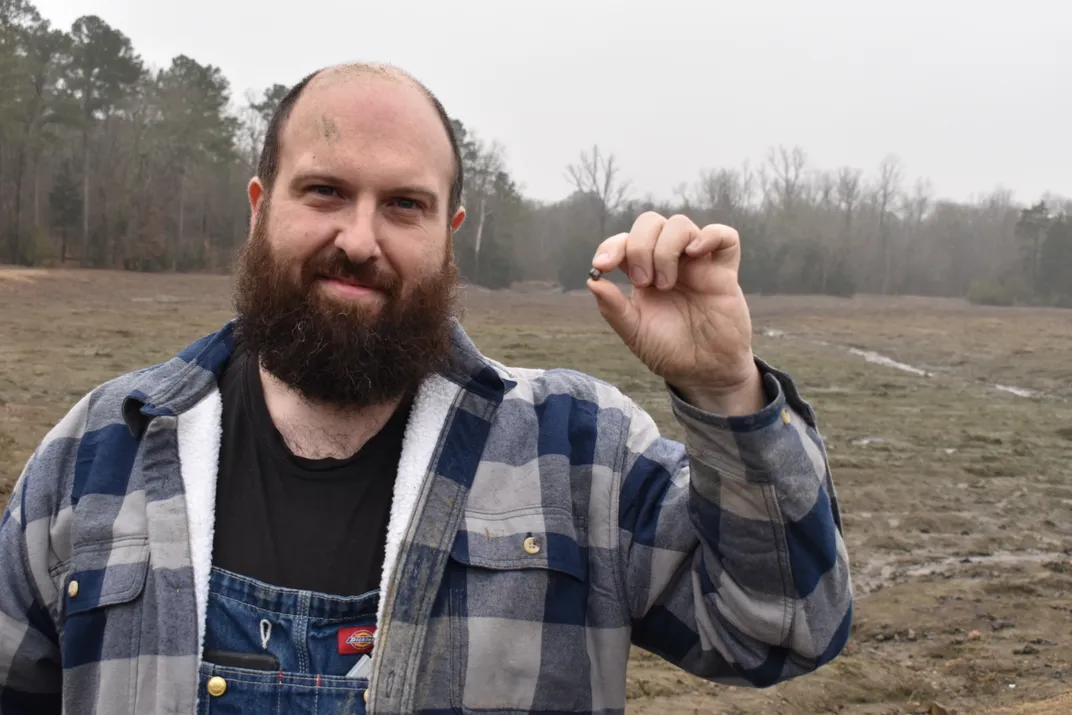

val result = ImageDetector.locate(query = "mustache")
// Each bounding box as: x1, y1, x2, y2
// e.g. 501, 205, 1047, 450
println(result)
303, 250, 400, 294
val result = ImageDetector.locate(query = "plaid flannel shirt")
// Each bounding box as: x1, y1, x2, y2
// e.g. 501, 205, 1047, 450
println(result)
0, 320, 852, 714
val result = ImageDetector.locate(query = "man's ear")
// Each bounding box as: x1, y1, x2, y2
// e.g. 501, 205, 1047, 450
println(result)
248, 178, 266, 233
450, 207, 466, 232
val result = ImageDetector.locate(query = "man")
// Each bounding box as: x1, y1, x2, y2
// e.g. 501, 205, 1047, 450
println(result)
0, 63, 852, 715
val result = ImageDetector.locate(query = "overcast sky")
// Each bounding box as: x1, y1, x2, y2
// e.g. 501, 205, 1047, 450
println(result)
31, 0, 1070, 206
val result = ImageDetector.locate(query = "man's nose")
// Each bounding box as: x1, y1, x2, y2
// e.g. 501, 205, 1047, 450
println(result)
333, 199, 382, 264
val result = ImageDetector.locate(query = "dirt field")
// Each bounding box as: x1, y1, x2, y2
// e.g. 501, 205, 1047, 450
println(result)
2, 267, 1070, 714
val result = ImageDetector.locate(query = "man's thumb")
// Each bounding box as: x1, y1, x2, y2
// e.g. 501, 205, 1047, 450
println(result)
588, 277, 640, 345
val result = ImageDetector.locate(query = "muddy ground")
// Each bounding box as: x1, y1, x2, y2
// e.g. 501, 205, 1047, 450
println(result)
2, 268, 1070, 714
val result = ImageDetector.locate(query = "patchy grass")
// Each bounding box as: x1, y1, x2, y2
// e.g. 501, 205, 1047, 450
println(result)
2, 269, 1071, 713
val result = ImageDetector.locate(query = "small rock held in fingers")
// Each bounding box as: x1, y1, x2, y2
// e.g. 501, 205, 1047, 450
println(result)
588, 267, 603, 281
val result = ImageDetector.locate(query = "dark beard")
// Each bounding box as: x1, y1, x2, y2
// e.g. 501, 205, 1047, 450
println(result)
231, 201, 459, 408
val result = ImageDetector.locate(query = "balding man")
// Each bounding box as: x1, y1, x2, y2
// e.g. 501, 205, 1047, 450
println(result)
0, 63, 852, 715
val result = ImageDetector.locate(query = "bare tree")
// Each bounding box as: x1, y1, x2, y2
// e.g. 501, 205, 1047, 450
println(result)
236, 89, 266, 172
903, 177, 934, 227
464, 138, 506, 282
808, 169, 841, 292
873, 154, 904, 294
764, 145, 808, 215
835, 167, 862, 249
814, 170, 837, 212
565, 144, 630, 238
671, 181, 692, 211
691, 163, 757, 218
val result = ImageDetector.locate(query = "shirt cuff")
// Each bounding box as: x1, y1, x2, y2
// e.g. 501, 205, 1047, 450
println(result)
666, 357, 822, 484
665, 356, 817, 433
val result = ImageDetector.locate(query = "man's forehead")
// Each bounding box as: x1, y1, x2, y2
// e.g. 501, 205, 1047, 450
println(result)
280, 71, 453, 175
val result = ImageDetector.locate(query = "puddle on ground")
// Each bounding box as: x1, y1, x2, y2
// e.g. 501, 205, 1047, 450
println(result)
994, 384, 1040, 398
847, 347, 934, 377
130, 295, 185, 303
903, 551, 1068, 578
855, 550, 1069, 596
760, 327, 1049, 399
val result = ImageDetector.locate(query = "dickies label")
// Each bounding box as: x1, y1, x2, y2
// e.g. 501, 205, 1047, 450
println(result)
338, 627, 376, 654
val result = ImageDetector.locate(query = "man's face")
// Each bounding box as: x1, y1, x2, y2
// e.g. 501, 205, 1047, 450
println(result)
233, 71, 465, 408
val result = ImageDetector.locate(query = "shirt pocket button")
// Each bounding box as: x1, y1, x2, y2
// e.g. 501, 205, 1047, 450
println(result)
523, 536, 541, 555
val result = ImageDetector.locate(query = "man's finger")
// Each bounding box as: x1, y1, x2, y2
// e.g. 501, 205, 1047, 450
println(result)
624, 212, 665, 288
685, 224, 741, 269
652, 214, 700, 290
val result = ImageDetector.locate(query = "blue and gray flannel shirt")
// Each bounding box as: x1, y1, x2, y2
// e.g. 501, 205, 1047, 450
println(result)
0, 319, 852, 714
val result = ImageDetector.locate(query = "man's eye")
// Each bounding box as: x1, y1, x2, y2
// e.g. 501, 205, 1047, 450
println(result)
392, 197, 421, 210
309, 185, 339, 198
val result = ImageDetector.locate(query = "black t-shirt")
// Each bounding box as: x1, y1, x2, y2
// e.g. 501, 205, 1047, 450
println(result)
211, 342, 411, 596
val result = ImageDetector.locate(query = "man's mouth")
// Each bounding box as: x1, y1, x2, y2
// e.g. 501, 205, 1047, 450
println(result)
319, 275, 382, 298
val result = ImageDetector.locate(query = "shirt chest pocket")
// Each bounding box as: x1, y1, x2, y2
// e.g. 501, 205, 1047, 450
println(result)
443, 507, 593, 712
60, 536, 151, 669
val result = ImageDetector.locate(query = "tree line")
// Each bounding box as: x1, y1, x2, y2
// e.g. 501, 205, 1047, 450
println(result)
2, 2, 1069, 306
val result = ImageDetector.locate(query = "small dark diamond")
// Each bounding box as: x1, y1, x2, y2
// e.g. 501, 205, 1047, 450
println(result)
588, 267, 603, 280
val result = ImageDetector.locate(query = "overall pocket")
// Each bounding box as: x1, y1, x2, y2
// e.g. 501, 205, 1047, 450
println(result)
198, 663, 370, 715
197, 662, 279, 715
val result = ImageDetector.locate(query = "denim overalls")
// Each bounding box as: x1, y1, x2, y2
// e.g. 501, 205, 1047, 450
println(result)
197, 566, 378, 714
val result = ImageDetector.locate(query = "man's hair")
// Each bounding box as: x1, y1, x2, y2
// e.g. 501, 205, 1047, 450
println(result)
255, 63, 465, 217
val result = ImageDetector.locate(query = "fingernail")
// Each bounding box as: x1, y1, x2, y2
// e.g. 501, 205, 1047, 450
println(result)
595, 252, 609, 264
630, 267, 647, 284
655, 273, 668, 289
